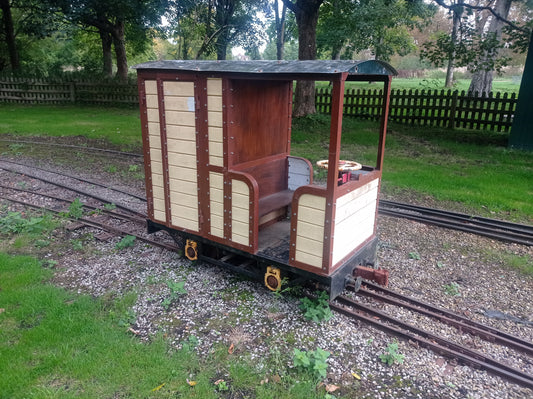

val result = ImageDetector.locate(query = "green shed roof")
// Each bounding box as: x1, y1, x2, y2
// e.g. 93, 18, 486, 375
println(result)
133, 60, 397, 78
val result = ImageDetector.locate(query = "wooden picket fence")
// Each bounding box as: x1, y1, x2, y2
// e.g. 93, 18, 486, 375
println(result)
0, 76, 138, 105
0, 77, 517, 132
317, 87, 517, 132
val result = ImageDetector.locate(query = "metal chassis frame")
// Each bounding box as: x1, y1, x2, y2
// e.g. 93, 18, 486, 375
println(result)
147, 219, 377, 299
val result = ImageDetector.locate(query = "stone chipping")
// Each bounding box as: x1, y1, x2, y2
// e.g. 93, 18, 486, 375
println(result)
0, 144, 532, 398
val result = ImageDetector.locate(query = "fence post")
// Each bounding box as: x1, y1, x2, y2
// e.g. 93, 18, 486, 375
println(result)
69, 82, 76, 103
448, 90, 458, 129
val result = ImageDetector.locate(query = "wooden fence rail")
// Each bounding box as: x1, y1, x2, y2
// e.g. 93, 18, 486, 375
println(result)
0, 77, 517, 133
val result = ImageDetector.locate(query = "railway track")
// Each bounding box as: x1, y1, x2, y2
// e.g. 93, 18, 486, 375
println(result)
331, 292, 533, 389
1, 159, 532, 390
1, 155, 532, 246
379, 200, 533, 246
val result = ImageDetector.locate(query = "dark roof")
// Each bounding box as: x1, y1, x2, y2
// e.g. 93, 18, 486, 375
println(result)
133, 60, 397, 77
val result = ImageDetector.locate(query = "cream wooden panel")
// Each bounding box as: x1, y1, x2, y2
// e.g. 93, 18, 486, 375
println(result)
209, 172, 224, 237
232, 207, 249, 223
332, 210, 376, 265
149, 133, 161, 149
209, 141, 223, 158
335, 185, 378, 225
331, 180, 379, 265
300, 194, 326, 210
232, 233, 249, 246
167, 153, 197, 168
169, 178, 197, 195
153, 197, 165, 210
168, 166, 197, 182
297, 206, 326, 224
295, 250, 323, 269
208, 111, 223, 128
169, 209, 198, 231
152, 186, 165, 200
150, 149, 162, 163
154, 210, 166, 222
151, 161, 163, 178
166, 125, 196, 141
210, 227, 224, 238
207, 78, 222, 95
169, 191, 197, 208
146, 94, 158, 109
232, 179, 249, 246
210, 156, 223, 167
165, 96, 195, 112
209, 127, 223, 142
295, 220, 324, 242
163, 81, 194, 96
232, 180, 249, 195
336, 179, 379, 209
165, 110, 196, 127
147, 109, 159, 123
151, 173, 164, 187
167, 138, 196, 155
295, 194, 326, 269
145, 80, 157, 95
210, 172, 223, 187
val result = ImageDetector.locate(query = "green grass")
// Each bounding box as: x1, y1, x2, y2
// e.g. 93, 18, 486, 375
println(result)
0, 252, 336, 398
0, 104, 141, 149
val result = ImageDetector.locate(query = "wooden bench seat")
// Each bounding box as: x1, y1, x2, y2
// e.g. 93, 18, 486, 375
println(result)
258, 189, 294, 217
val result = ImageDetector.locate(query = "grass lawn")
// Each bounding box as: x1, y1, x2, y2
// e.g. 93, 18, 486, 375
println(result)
0, 104, 141, 149
0, 251, 330, 398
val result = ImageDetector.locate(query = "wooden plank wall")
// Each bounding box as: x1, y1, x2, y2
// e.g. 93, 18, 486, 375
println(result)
231, 179, 250, 246
163, 81, 199, 232
294, 194, 326, 269
331, 179, 379, 266
145, 80, 166, 223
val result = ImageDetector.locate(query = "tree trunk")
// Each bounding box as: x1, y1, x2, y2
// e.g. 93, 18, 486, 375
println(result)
445, 0, 463, 88
468, 0, 511, 95
112, 20, 128, 82
0, 0, 20, 71
283, 0, 323, 117
275, 0, 286, 60
99, 29, 113, 77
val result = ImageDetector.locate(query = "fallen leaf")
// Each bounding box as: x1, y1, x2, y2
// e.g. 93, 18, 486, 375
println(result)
0, 308, 5, 314
214, 379, 224, 385
228, 343, 234, 354
186, 379, 197, 387
151, 383, 165, 392
326, 384, 340, 393
260, 378, 269, 385
351, 372, 361, 380
128, 327, 140, 335
271, 374, 281, 383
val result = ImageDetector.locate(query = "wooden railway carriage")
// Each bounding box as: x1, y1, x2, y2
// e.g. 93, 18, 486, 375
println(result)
134, 60, 396, 298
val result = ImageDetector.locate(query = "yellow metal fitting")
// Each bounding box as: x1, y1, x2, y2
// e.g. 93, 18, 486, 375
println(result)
264, 266, 282, 291
184, 239, 198, 261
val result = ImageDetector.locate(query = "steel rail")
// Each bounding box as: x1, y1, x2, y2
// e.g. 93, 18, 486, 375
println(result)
0, 183, 146, 225
0, 195, 178, 253
332, 296, 533, 389
0, 162, 147, 219
350, 282, 533, 356
0, 139, 142, 158
378, 200, 533, 246
0, 158, 147, 202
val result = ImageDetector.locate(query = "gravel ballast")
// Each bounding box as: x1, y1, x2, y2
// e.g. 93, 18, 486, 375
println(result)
0, 146, 532, 398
